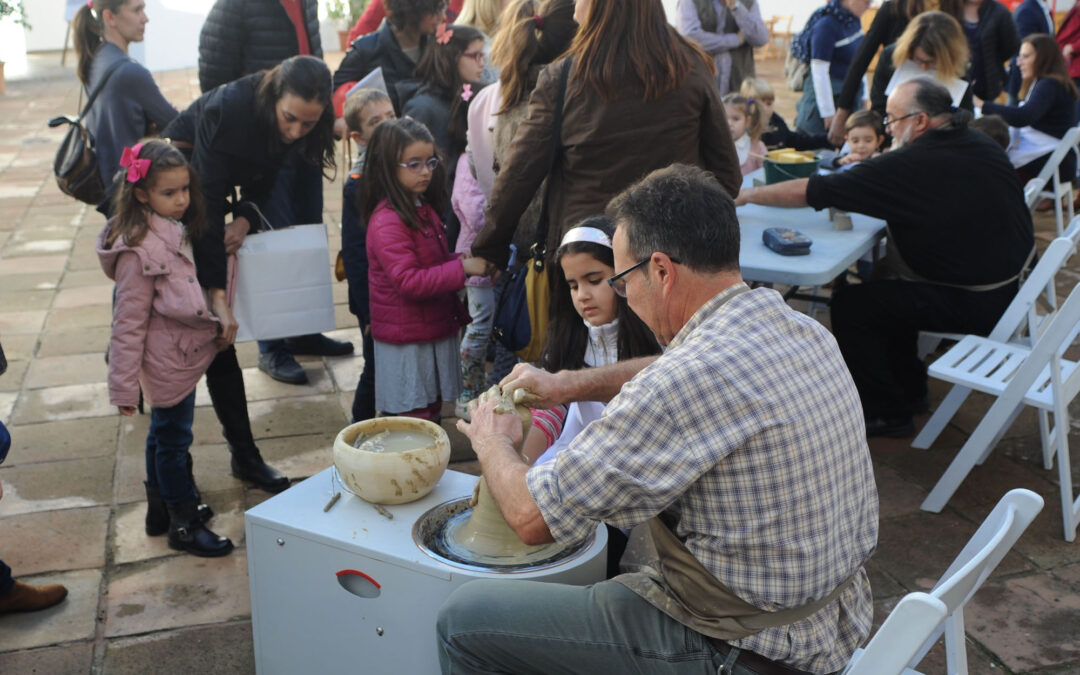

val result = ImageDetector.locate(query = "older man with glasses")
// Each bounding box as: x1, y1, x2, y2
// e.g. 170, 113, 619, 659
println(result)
736, 76, 1035, 438
440, 164, 878, 675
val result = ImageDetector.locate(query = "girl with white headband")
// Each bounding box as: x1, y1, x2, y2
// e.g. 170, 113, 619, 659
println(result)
522, 216, 659, 464
520, 215, 660, 576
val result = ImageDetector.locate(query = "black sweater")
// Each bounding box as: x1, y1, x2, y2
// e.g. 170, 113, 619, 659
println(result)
836, 1, 911, 113
332, 22, 429, 114
163, 74, 289, 290
967, 0, 1020, 101
198, 0, 322, 93
982, 78, 1079, 140
806, 126, 1033, 286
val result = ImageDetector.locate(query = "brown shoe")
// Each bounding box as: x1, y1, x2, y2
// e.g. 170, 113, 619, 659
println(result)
0, 581, 68, 614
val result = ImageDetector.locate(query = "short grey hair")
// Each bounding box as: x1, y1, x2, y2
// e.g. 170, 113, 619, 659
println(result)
901, 76, 971, 128
606, 164, 740, 275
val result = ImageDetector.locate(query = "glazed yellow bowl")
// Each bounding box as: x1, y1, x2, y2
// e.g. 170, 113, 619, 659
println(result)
333, 417, 450, 505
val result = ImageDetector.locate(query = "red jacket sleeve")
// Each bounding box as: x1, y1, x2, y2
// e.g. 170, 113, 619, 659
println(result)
347, 0, 385, 44
368, 213, 466, 301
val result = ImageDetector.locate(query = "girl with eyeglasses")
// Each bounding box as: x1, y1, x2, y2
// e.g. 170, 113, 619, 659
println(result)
360, 118, 489, 422
403, 24, 489, 192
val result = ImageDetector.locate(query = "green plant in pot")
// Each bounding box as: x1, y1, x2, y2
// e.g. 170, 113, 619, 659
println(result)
0, 0, 30, 95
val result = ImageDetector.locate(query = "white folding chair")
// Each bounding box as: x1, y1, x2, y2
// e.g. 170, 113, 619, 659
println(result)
1024, 176, 1048, 211
842, 593, 948, 675
843, 489, 1044, 675
913, 234, 1080, 458
919, 282, 1080, 541
1033, 125, 1080, 236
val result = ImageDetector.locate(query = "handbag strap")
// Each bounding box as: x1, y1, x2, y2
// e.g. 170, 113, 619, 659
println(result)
531, 57, 573, 272
77, 58, 129, 121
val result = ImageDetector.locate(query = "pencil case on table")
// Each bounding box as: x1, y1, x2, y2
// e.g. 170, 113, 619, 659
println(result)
762, 227, 812, 256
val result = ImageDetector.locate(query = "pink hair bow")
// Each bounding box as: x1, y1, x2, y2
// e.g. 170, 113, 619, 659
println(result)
461, 84, 473, 102
119, 144, 150, 184
436, 23, 453, 45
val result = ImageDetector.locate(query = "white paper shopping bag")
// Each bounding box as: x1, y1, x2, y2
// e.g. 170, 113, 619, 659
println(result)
233, 224, 337, 342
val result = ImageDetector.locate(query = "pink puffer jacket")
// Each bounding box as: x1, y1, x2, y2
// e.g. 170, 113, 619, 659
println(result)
366, 200, 470, 344
97, 213, 236, 409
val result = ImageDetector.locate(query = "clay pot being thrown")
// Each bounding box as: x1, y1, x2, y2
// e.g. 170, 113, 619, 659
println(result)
333, 417, 450, 505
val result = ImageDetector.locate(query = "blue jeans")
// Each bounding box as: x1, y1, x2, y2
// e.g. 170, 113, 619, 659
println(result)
352, 330, 376, 422
437, 579, 760, 674
459, 285, 495, 403
144, 391, 197, 505
795, 72, 849, 136
257, 154, 325, 356
486, 268, 520, 387
0, 558, 12, 596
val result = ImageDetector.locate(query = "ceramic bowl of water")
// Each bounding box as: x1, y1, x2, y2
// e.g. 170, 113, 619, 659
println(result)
333, 417, 450, 505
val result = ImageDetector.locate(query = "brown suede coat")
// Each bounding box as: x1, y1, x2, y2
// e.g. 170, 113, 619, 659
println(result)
473, 51, 742, 269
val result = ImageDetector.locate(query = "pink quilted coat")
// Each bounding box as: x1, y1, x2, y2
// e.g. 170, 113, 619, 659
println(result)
366, 199, 470, 344
97, 213, 236, 409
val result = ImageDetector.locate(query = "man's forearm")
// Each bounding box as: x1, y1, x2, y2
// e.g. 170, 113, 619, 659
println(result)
737, 178, 811, 208
561, 356, 657, 404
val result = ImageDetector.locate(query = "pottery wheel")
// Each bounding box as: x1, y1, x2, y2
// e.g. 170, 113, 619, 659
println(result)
443, 386, 570, 564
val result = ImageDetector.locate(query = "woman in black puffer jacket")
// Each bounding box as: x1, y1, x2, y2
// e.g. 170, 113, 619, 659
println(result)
197, 0, 323, 93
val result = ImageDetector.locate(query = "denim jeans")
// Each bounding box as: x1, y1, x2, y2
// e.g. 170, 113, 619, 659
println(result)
257, 153, 325, 356
0, 558, 12, 596
458, 285, 495, 404
437, 579, 759, 674
486, 268, 520, 387
144, 390, 197, 505
352, 330, 376, 422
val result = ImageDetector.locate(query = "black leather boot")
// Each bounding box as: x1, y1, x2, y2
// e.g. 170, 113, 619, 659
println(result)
186, 455, 214, 523
144, 482, 169, 536
206, 369, 290, 493
166, 501, 233, 557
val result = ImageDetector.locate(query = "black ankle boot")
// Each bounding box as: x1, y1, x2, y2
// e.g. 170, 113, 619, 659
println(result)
186, 455, 214, 523
166, 501, 234, 557
206, 369, 290, 493
230, 444, 290, 493
144, 482, 169, 536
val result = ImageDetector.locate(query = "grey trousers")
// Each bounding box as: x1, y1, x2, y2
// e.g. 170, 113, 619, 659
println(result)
436, 578, 762, 675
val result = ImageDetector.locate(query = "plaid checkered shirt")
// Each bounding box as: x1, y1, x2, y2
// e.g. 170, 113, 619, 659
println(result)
527, 284, 879, 673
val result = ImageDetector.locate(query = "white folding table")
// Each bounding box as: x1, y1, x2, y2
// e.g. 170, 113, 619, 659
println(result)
736, 171, 887, 289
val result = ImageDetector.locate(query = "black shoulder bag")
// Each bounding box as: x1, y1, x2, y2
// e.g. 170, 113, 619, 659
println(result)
48, 58, 128, 205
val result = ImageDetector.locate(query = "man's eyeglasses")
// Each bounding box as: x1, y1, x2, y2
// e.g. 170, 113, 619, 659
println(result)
398, 157, 440, 174
882, 111, 923, 129
462, 51, 486, 65
607, 255, 682, 298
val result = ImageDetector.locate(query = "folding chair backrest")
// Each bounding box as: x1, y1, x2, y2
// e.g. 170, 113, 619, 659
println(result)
1034, 126, 1080, 189
910, 489, 1044, 670
843, 593, 948, 675
1064, 215, 1080, 244
1024, 177, 1047, 210
988, 237, 1076, 343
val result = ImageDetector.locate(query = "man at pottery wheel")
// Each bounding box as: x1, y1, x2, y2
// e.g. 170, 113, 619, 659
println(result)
439, 164, 879, 675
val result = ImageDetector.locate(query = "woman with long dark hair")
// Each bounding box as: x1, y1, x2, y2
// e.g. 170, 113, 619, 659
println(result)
162, 55, 336, 493
470, 0, 741, 272
403, 24, 488, 181
979, 33, 1080, 181
72, 0, 177, 214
